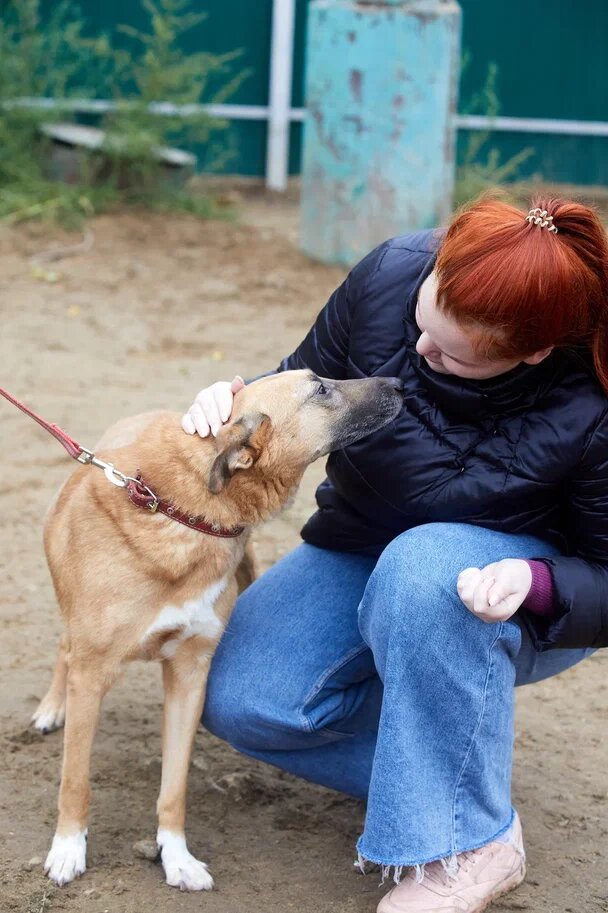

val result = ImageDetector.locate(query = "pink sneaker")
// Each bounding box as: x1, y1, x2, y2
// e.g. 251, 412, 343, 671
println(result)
376, 814, 526, 913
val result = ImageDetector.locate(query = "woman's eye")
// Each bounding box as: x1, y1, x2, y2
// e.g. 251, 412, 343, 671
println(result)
317, 383, 329, 395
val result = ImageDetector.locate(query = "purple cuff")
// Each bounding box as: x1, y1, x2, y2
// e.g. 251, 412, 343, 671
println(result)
523, 560, 556, 618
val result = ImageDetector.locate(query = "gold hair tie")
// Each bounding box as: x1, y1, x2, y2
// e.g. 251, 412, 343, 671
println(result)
526, 208, 558, 233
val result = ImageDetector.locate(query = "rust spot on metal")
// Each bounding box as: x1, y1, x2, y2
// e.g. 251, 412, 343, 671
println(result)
393, 94, 405, 109
344, 115, 367, 135
349, 68, 363, 103
411, 12, 438, 26
311, 106, 342, 161
347, 30, 357, 43
326, 135, 343, 161
354, 0, 431, 10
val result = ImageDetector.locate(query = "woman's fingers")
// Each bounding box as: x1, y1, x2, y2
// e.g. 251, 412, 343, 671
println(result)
457, 567, 482, 609
459, 561, 525, 623
230, 375, 245, 397
487, 578, 509, 608
213, 377, 241, 423
489, 592, 522, 618
183, 376, 244, 437
458, 570, 500, 620
189, 402, 211, 438
197, 390, 223, 437
181, 411, 196, 435
473, 575, 495, 615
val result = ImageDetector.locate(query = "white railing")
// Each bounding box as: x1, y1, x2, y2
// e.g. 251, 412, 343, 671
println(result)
454, 115, 608, 137
7, 0, 607, 191
266, 0, 297, 190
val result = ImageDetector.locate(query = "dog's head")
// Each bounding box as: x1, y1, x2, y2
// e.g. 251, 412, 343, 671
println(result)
208, 370, 403, 496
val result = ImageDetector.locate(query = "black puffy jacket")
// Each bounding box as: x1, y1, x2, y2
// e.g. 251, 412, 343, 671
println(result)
278, 230, 608, 652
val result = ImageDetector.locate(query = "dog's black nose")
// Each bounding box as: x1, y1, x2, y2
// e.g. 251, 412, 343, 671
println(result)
387, 377, 405, 393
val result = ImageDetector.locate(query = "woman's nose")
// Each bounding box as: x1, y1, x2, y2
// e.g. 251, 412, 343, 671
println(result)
416, 331, 437, 358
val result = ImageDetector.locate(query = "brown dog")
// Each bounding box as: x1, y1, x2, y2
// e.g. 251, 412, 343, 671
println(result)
32, 369, 402, 890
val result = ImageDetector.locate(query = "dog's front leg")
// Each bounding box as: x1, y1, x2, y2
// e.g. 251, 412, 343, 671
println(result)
156, 640, 214, 891
44, 660, 111, 886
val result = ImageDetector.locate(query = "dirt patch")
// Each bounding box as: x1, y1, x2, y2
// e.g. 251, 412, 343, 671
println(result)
0, 201, 606, 913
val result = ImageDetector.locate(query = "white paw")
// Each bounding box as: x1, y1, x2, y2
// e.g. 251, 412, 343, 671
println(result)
44, 831, 87, 886
157, 829, 214, 891
32, 701, 65, 733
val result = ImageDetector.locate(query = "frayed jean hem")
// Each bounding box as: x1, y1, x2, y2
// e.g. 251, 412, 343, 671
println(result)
355, 808, 518, 885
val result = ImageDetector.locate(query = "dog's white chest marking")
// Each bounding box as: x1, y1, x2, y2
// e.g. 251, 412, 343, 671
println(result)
141, 577, 228, 658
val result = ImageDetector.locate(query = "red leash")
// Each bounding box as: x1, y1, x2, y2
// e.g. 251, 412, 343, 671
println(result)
0, 386, 244, 539
0, 385, 84, 459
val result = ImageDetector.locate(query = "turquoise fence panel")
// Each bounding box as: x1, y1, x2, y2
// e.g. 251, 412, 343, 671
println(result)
78, 0, 275, 176
41, 0, 608, 184
457, 0, 608, 186
460, 0, 608, 121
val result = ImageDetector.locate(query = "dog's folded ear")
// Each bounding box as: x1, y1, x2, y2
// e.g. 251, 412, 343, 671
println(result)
208, 413, 272, 494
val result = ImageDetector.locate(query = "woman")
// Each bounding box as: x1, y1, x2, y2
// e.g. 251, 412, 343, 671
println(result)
182, 196, 608, 913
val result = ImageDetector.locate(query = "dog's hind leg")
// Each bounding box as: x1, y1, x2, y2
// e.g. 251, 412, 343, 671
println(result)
155, 640, 214, 891
44, 657, 115, 886
32, 632, 69, 733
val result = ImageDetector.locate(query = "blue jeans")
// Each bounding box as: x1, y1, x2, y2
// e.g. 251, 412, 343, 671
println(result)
203, 523, 593, 868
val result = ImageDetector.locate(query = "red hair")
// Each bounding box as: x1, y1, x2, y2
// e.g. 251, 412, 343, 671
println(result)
436, 195, 608, 391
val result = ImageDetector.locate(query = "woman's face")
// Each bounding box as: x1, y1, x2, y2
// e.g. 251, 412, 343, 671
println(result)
415, 272, 548, 380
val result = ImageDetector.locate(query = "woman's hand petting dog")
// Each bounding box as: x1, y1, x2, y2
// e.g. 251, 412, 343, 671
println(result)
182, 375, 244, 438
457, 559, 532, 622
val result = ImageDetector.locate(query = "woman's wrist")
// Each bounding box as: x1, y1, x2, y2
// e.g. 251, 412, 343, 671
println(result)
523, 560, 555, 618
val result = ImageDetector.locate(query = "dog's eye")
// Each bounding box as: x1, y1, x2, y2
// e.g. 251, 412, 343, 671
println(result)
316, 383, 329, 395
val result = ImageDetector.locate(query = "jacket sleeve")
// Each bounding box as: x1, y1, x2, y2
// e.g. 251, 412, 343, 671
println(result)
523, 408, 608, 650
277, 243, 388, 378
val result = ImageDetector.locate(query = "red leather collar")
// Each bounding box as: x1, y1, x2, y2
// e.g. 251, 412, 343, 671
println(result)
127, 475, 245, 539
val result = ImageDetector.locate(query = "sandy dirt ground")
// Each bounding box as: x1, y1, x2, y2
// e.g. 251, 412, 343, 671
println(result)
0, 197, 606, 913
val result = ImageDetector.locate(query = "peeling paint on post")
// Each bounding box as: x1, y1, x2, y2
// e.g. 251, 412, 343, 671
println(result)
300, 0, 462, 265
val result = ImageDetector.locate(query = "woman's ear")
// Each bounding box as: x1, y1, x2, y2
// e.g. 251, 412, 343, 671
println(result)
523, 346, 554, 366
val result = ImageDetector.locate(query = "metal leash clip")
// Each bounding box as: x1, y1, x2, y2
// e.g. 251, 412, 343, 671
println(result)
77, 448, 159, 511
77, 447, 129, 487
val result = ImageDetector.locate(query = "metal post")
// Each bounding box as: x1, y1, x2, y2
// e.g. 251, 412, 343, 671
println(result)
266, 0, 296, 191
300, 0, 462, 265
